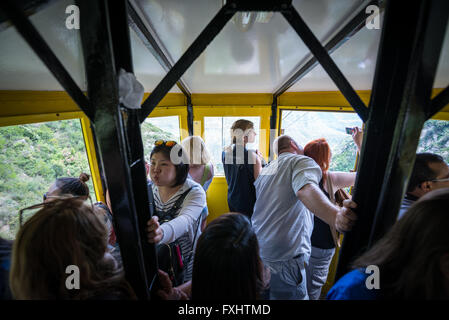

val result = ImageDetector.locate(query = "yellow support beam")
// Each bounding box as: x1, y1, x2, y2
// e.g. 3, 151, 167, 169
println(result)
80, 116, 105, 203
192, 93, 273, 106
0, 111, 83, 127
2, 90, 448, 118
193, 105, 271, 162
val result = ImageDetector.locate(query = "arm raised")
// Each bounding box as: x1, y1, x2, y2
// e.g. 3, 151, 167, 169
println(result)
297, 183, 358, 232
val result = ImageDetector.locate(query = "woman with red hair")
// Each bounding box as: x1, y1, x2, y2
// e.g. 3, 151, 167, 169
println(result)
304, 128, 363, 300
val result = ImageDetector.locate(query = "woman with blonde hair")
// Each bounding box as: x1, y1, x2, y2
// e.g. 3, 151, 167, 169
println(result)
181, 136, 214, 192
181, 136, 214, 231
10, 197, 135, 299
221, 119, 263, 218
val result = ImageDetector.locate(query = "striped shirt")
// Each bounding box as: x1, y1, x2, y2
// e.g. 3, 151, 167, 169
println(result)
152, 178, 206, 281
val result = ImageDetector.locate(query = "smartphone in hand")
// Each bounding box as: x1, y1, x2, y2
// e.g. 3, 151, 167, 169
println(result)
345, 127, 354, 135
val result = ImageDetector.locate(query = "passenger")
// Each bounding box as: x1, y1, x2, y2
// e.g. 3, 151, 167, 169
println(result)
304, 128, 363, 300
43, 172, 91, 201
0, 236, 12, 300
251, 135, 357, 300
156, 213, 270, 300
398, 153, 449, 219
181, 136, 215, 192
181, 136, 214, 231
146, 140, 206, 282
327, 187, 449, 300
10, 198, 135, 299
44, 173, 118, 257
222, 119, 263, 218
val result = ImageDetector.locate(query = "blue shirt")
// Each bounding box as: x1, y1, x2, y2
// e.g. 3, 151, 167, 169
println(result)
327, 268, 380, 300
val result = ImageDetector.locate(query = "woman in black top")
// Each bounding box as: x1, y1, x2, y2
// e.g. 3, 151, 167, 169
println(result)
222, 119, 263, 218
304, 128, 362, 299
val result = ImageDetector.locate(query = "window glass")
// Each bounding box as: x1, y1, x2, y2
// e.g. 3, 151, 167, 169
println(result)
204, 116, 261, 175
0, 119, 95, 240
280, 110, 363, 172
418, 119, 449, 163
142, 116, 181, 161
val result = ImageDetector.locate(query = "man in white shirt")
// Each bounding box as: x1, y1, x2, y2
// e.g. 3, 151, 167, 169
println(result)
252, 135, 357, 300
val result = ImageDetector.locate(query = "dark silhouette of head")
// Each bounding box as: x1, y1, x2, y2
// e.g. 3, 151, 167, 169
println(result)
191, 213, 266, 300
353, 187, 449, 299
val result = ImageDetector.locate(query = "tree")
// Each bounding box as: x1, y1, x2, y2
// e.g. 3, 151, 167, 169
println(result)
0, 119, 175, 240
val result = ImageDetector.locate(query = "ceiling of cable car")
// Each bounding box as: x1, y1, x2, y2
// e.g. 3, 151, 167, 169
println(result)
0, 0, 447, 93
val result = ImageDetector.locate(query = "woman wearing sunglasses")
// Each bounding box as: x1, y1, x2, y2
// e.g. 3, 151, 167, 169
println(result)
147, 140, 207, 282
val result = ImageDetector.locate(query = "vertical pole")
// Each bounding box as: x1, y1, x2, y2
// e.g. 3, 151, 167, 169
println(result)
77, 0, 152, 299
336, 0, 449, 280
269, 95, 278, 161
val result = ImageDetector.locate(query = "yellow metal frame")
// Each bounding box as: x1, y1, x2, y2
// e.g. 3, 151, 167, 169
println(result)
0, 110, 105, 202
0, 111, 83, 127
80, 116, 105, 202
277, 105, 358, 137
193, 105, 271, 164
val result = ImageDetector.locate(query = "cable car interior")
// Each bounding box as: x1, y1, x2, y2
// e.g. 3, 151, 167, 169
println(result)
1, 0, 449, 300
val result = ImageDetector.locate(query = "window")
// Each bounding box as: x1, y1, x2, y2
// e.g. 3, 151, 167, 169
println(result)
204, 116, 261, 175
142, 115, 181, 161
280, 110, 363, 172
418, 119, 449, 163
0, 119, 95, 240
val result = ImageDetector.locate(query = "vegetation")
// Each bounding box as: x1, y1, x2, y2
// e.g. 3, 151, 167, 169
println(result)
417, 119, 449, 162
330, 138, 358, 172
0, 119, 174, 240
330, 119, 449, 173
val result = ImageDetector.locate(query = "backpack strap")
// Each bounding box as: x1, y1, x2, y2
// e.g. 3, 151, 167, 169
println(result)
200, 164, 210, 186
324, 173, 341, 248
154, 187, 192, 223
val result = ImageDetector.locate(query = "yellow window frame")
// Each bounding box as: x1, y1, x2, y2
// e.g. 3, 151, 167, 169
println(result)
193, 105, 272, 167
0, 111, 104, 202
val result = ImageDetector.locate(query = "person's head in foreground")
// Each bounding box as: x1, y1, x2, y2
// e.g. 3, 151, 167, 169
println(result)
44, 172, 90, 202
10, 197, 135, 299
191, 213, 269, 300
330, 187, 449, 300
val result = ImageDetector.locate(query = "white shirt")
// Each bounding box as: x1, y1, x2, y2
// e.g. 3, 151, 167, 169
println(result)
252, 152, 322, 263
152, 178, 206, 245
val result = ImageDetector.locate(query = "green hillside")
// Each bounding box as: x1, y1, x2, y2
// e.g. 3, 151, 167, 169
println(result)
0, 119, 175, 240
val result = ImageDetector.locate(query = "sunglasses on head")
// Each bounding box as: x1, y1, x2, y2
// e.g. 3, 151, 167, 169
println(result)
154, 140, 177, 147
